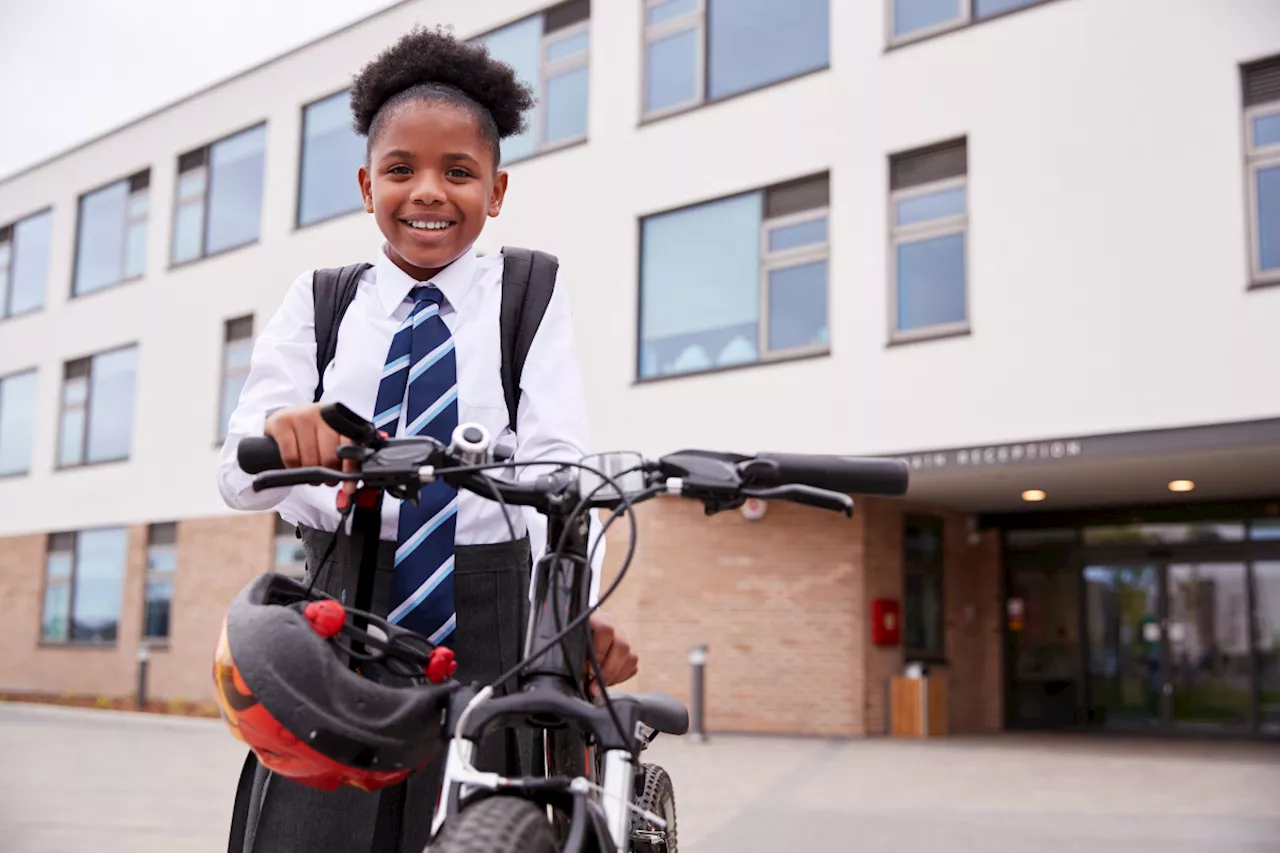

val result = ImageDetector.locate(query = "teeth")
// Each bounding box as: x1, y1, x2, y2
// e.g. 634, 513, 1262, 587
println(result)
407, 221, 453, 230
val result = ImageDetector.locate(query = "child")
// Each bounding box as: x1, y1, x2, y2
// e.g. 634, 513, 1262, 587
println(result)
217, 26, 637, 853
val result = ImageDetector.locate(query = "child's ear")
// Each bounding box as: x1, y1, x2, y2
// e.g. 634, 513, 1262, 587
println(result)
358, 166, 374, 214
488, 171, 509, 218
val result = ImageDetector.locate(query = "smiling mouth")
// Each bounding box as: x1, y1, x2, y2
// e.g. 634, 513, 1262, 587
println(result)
402, 219, 456, 232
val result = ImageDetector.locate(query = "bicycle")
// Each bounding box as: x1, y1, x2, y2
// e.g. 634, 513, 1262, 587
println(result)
232, 402, 909, 852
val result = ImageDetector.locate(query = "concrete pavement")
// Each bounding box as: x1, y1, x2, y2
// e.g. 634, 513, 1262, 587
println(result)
1, 702, 1278, 852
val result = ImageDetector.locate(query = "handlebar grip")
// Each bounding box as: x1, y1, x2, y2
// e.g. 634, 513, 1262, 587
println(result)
752, 454, 909, 497
238, 436, 285, 474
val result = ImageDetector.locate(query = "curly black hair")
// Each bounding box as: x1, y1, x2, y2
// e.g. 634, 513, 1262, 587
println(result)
349, 25, 535, 167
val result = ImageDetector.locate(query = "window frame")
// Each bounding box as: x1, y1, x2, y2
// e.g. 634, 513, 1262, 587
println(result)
218, 315, 255, 443
538, 20, 592, 150
902, 513, 947, 662
56, 343, 138, 470
1245, 101, 1280, 288
71, 169, 150, 299
295, 88, 366, 229
143, 522, 177, 643
635, 173, 832, 382
0, 367, 38, 478
888, 173, 971, 344
39, 528, 128, 648
0, 207, 54, 320
170, 122, 268, 267
641, 0, 707, 120
885, 0, 1062, 48
758, 206, 831, 360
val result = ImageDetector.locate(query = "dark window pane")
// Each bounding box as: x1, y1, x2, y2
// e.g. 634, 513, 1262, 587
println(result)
640, 192, 761, 378
1253, 113, 1280, 148
206, 125, 267, 254
1255, 562, 1280, 733
768, 217, 827, 252
86, 347, 138, 462
298, 91, 365, 227
645, 28, 699, 113
75, 180, 129, 295
544, 65, 589, 143
904, 572, 943, 654
974, 0, 1042, 19
0, 370, 38, 475
71, 528, 128, 642
893, 0, 962, 36
1257, 164, 1280, 271
897, 232, 966, 331
890, 140, 967, 190
647, 0, 698, 26
476, 17, 540, 163
767, 260, 827, 351
707, 0, 828, 101
896, 186, 965, 226
144, 580, 173, 638
10, 210, 52, 315
1084, 523, 1245, 546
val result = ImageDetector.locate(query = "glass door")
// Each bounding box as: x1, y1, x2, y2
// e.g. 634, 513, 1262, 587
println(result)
1166, 562, 1253, 729
1255, 561, 1280, 735
1083, 564, 1163, 728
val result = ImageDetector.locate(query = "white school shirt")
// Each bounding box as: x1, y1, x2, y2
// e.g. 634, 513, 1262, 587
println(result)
217, 244, 604, 599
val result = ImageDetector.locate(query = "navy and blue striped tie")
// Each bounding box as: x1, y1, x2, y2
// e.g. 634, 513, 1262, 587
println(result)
375, 285, 459, 646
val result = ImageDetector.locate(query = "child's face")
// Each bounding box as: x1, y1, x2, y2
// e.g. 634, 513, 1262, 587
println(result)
359, 101, 508, 279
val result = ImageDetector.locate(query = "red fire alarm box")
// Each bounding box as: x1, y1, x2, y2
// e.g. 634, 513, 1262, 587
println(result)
872, 598, 901, 646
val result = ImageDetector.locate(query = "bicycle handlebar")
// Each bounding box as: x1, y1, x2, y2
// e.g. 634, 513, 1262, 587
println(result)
238, 405, 908, 517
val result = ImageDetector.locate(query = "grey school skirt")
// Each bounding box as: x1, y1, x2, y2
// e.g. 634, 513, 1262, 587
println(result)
227, 526, 535, 853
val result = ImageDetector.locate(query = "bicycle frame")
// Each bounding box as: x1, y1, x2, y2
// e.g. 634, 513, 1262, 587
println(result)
430, 470, 644, 852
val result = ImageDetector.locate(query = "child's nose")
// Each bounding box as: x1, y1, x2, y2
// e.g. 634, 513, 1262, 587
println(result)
409, 174, 448, 205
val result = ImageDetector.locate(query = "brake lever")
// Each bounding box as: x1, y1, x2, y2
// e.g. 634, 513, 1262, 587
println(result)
742, 485, 854, 517
321, 403, 385, 449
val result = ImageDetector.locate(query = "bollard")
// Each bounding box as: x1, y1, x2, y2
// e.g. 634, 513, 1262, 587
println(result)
136, 641, 151, 709
689, 644, 708, 743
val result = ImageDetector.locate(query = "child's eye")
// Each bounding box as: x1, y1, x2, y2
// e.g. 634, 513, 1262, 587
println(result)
446, 168, 472, 179
386, 165, 411, 176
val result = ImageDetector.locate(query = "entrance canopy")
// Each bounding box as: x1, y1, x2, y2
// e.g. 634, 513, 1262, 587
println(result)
888, 418, 1280, 514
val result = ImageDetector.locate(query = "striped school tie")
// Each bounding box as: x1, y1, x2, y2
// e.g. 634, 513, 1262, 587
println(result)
375, 285, 459, 646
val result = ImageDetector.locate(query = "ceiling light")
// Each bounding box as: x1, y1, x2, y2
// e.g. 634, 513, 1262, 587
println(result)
1021, 489, 1046, 502
1168, 480, 1195, 493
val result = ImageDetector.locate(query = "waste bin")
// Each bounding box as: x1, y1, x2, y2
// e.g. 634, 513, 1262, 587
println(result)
890, 662, 948, 738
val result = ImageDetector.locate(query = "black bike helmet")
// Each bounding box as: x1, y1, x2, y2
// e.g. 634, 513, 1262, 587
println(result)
213, 573, 458, 791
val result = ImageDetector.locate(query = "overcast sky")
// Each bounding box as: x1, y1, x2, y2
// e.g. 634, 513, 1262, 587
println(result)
0, 0, 402, 178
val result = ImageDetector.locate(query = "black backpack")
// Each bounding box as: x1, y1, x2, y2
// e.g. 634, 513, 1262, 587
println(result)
310, 247, 558, 433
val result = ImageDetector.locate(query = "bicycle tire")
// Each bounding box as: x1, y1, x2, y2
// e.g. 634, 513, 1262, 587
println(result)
631, 763, 678, 852
430, 795, 556, 853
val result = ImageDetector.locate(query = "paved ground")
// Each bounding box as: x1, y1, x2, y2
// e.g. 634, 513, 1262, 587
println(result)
1, 703, 1278, 853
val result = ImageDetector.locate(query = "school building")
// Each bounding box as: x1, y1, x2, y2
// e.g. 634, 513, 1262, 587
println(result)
1, 0, 1278, 739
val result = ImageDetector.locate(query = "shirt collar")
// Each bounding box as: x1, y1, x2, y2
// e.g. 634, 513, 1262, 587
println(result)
373, 243, 480, 317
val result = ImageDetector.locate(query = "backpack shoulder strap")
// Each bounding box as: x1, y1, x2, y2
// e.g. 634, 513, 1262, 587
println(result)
312, 263, 372, 403
499, 247, 559, 433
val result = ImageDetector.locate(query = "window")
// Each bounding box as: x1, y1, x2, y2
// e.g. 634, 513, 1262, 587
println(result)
73, 170, 149, 295
1244, 56, 1280, 287
473, 0, 591, 163
219, 316, 254, 441
41, 528, 129, 644
298, 91, 365, 227
273, 515, 306, 579
639, 173, 829, 379
903, 515, 945, 659
642, 0, 829, 118
172, 124, 267, 264
889, 138, 968, 341
144, 523, 176, 641
0, 209, 53, 318
889, 0, 1053, 45
0, 370, 37, 476
58, 345, 138, 467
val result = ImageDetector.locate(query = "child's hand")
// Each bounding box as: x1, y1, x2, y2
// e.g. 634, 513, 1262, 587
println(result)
586, 612, 639, 695
264, 404, 358, 492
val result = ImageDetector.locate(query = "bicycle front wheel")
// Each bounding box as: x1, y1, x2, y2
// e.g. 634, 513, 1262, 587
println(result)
430, 795, 556, 853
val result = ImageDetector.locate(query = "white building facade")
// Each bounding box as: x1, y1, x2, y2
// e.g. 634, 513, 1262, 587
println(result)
1, 0, 1278, 738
